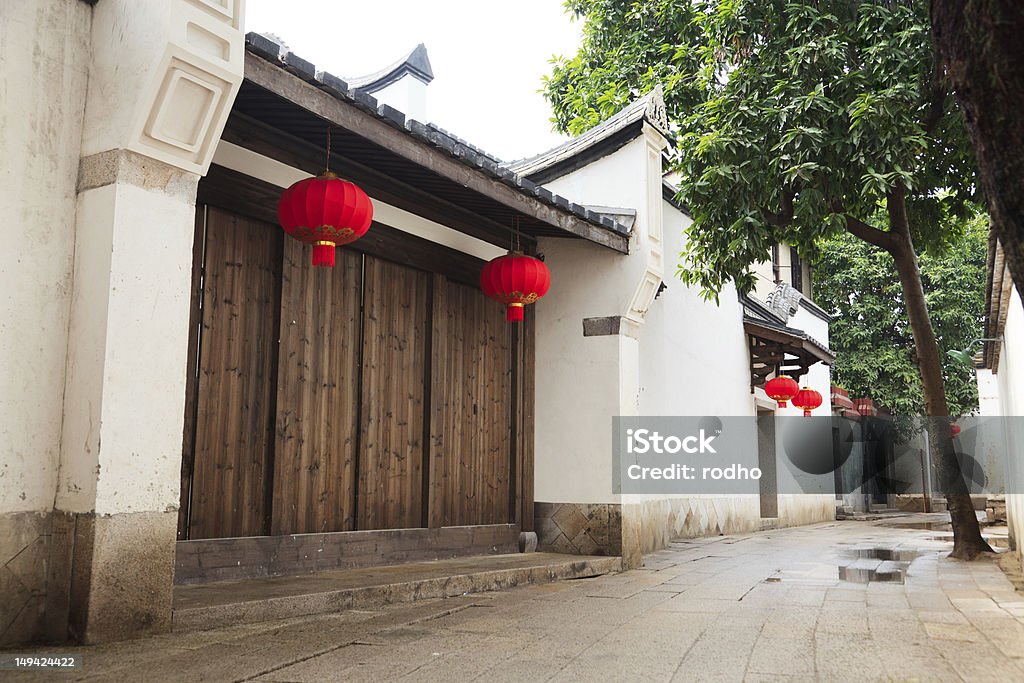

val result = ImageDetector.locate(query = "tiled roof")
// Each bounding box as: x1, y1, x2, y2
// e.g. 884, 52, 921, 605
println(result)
243, 32, 632, 239
507, 86, 669, 181
740, 293, 833, 357
347, 43, 434, 91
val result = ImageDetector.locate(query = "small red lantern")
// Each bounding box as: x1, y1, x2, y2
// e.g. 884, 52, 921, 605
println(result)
480, 251, 551, 322
277, 171, 373, 267
792, 387, 823, 417
765, 376, 800, 408
951, 423, 961, 436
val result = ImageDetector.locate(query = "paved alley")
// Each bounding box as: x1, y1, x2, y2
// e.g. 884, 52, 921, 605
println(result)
7, 519, 1024, 682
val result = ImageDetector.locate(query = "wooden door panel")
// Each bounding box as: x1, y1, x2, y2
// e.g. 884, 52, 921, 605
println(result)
188, 207, 282, 539
271, 242, 362, 535
357, 257, 431, 530
432, 281, 513, 527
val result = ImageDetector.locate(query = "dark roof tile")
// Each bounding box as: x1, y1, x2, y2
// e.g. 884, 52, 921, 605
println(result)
377, 104, 405, 127
282, 51, 317, 80
317, 72, 350, 99
245, 32, 283, 61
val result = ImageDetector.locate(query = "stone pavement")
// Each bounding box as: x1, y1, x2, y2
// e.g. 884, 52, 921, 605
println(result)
6, 518, 1024, 682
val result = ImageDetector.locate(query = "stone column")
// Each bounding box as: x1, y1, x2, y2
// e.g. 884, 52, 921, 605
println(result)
49, 0, 245, 643
55, 151, 200, 643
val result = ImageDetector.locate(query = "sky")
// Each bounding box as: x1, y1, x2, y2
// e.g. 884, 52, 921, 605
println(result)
245, 0, 583, 162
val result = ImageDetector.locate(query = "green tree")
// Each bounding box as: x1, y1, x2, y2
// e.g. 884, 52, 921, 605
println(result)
546, 0, 991, 557
815, 211, 988, 417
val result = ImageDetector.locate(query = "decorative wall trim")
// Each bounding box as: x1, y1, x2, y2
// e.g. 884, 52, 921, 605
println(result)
78, 149, 200, 199
583, 316, 623, 337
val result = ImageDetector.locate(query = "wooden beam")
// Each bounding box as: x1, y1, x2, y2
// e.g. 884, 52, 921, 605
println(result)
197, 164, 487, 287
223, 114, 530, 251
243, 53, 629, 253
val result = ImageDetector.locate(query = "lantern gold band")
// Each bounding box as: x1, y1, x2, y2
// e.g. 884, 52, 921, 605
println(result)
508, 302, 524, 308
315, 240, 335, 247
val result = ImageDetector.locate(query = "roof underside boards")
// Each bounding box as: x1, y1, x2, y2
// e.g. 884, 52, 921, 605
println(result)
983, 234, 1011, 370
238, 34, 629, 253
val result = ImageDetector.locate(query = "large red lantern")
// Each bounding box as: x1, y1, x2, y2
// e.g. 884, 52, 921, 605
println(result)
480, 251, 551, 322
277, 171, 373, 267
792, 387, 823, 417
765, 376, 800, 408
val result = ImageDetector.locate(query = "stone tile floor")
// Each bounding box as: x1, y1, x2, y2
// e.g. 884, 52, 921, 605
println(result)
6, 518, 1024, 682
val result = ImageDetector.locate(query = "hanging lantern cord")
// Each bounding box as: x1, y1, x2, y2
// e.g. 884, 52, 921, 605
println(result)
325, 125, 332, 175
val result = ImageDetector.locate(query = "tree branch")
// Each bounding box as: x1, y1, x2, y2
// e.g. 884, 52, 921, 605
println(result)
826, 193, 896, 251
843, 214, 896, 251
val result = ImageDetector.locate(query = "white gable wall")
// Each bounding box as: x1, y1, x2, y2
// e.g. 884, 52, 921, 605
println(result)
369, 76, 428, 123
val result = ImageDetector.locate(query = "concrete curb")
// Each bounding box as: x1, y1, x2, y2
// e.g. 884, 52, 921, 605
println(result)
173, 555, 621, 633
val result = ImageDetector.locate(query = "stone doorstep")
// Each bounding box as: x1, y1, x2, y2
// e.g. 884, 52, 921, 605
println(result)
171, 552, 621, 633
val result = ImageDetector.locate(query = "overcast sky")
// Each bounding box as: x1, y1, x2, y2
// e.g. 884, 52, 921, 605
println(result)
245, 0, 582, 161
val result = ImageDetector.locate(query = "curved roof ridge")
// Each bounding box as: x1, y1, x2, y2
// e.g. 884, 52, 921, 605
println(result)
348, 43, 434, 92
507, 85, 668, 181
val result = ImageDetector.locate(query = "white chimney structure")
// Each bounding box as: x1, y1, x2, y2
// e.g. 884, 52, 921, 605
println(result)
347, 43, 433, 122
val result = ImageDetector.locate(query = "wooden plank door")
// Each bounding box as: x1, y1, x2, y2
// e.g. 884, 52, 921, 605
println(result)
187, 208, 282, 539
356, 256, 431, 530
271, 241, 363, 534
429, 279, 514, 527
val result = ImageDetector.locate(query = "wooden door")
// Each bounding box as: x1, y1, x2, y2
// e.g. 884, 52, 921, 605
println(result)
180, 205, 534, 541
356, 256, 431, 530
187, 208, 282, 539
271, 241, 363, 534
430, 279, 514, 527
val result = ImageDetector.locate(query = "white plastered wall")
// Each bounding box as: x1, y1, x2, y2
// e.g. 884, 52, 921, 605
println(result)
993, 288, 1024, 556
0, 0, 92, 515
534, 134, 659, 505
532, 128, 834, 541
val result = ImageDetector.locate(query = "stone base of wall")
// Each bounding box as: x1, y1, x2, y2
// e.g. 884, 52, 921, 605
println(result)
0, 509, 177, 647
0, 511, 73, 647
634, 497, 764, 555
536, 496, 836, 571
69, 510, 177, 644
535, 503, 623, 557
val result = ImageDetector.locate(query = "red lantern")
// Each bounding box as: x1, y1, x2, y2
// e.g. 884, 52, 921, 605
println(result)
792, 387, 823, 417
951, 423, 961, 436
765, 376, 800, 408
277, 171, 373, 267
480, 251, 551, 322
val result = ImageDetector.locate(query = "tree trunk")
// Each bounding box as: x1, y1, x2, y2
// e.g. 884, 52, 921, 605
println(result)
931, 0, 1024, 307
885, 191, 993, 560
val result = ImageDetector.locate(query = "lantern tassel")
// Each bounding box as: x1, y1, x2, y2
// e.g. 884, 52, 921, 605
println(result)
312, 241, 336, 267
507, 303, 525, 322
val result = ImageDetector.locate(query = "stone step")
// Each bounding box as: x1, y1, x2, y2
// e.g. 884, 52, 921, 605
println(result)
172, 552, 621, 633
